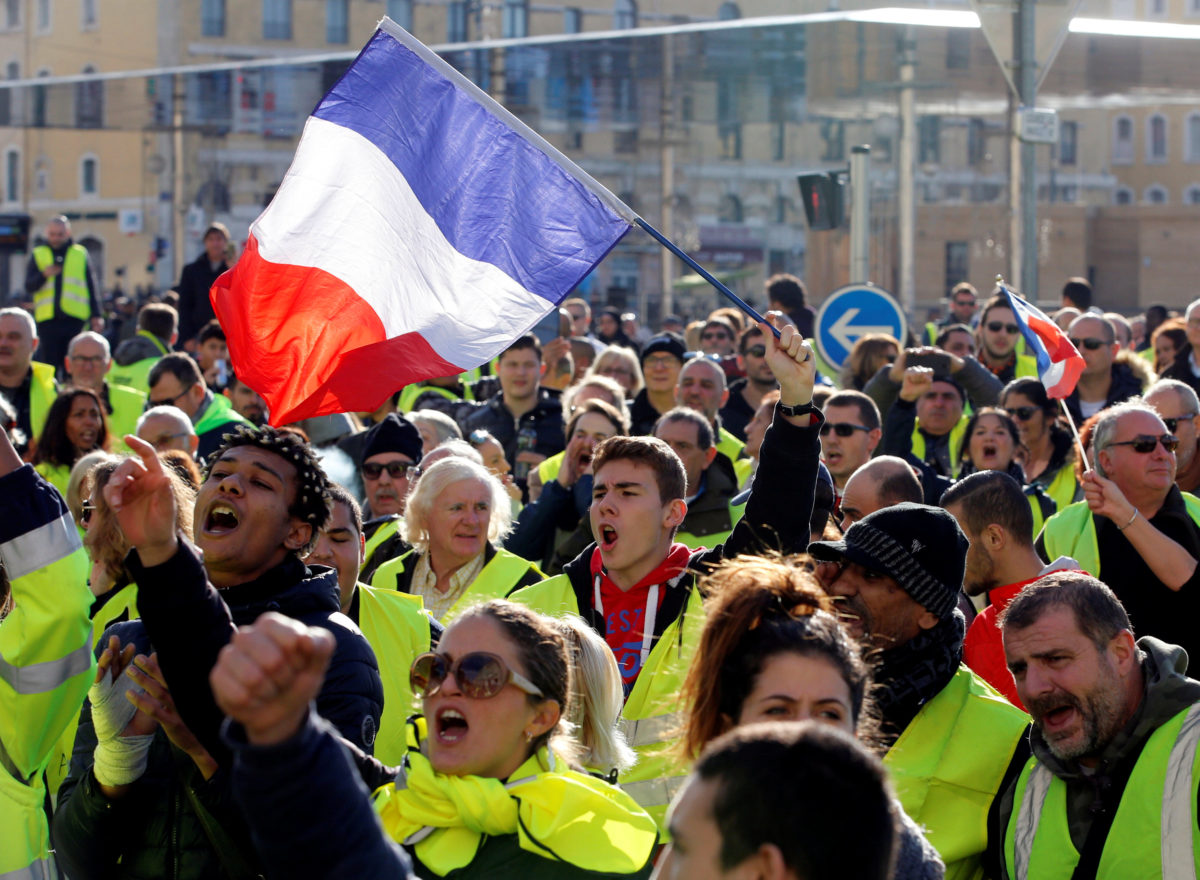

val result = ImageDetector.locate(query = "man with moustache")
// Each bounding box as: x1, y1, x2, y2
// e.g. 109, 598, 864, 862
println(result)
810, 503, 1029, 880
995, 573, 1200, 879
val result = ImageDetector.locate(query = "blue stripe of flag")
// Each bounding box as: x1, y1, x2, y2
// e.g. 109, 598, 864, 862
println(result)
313, 28, 630, 304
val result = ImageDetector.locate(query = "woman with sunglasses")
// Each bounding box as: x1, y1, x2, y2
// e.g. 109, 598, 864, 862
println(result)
840, 334, 900, 391
506, 400, 629, 574
214, 600, 658, 879
1000, 378, 1081, 513
370, 457, 545, 622
679, 555, 943, 880
32, 387, 109, 498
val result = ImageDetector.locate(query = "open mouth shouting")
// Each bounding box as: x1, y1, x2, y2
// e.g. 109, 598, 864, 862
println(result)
203, 502, 241, 536
434, 706, 470, 744
598, 523, 618, 552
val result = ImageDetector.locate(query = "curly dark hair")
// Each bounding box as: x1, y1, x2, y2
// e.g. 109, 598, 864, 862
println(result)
204, 425, 331, 548
32, 387, 109, 468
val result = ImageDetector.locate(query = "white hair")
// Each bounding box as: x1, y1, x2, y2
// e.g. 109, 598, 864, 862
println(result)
556, 614, 636, 774
67, 330, 111, 360
408, 409, 463, 445
584, 345, 644, 395
0, 307, 36, 340
136, 405, 196, 436
402, 456, 513, 553
1092, 398, 1163, 479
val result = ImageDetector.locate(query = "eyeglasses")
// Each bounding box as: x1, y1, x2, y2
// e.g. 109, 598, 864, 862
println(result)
410, 651, 544, 700
148, 431, 190, 449
1069, 337, 1107, 351
78, 500, 95, 527
643, 354, 679, 368
1106, 433, 1179, 454
953, 298, 976, 308
145, 389, 191, 411
744, 345, 767, 358
69, 354, 106, 365
598, 366, 633, 378
986, 321, 1020, 335
1006, 406, 1038, 421
820, 422, 872, 437
361, 460, 415, 480
1162, 414, 1198, 433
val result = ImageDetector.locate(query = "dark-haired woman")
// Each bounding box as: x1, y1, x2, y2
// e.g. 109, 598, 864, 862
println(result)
680, 555, 944, 880
215, 599, 658, 879
1000, 377, 1080, 513
955, 407, 1056, 537
33, 387, 108, 497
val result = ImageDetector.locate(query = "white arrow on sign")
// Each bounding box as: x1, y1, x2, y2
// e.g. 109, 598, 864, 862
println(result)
829, 308, 895, 351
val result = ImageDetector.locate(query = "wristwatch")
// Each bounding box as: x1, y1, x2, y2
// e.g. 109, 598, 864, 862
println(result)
777, 400, 817, 418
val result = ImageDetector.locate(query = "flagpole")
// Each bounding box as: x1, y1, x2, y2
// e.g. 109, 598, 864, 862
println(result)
1058, 398, 1091, 471
635, 218, 782, 340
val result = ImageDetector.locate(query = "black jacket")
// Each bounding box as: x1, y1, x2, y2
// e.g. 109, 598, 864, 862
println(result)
1161, 347, 1200, 398
629, 388, 665, 436
718, 378, 758, 442
175, 253, 229, 344
457, 390, 565, 490
1063, 361, 1144, 426
129, 544, 383, 764
54, 622, 257, 880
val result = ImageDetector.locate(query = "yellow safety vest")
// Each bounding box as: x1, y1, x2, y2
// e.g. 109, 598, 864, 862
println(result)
536, 451, 564, 486
105, 382, 146, 452
370, 547, 543, 624
32, 244, 91, 323
911, 414, 969, 477
1014, 352, 1039, 379
355, 585, 433, 767
1038, 463, 1080, 515
29, 361, 57, 444
508, 575, 706, 833
716, 425, 745, 467
108, 332, 170, 395
1004, 702, 1200, 880
32, 462, 71, 500
1042, 495, 1200, 577
884, 665, 1030, 880
361, 517, 402, 576
397, 379, 474, 412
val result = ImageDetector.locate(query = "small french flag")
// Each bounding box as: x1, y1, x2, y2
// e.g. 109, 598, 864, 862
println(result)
211, 19, 635, 425
1000, 284, 1085, 399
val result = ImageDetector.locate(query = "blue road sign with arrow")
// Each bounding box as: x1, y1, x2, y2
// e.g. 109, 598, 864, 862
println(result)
814, 284, 908, 372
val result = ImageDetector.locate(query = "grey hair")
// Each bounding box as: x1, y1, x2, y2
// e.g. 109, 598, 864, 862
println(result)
1091, 399, 1164, 478
679, 354, 729, 390
136, 405, 196, 436
1147, 379, 1200, 416
67, 330, 111, 360
422, 438, 483, 468
585, 345, 644, 395
401, 456, 513, 553
563, 374, 628, 418
1187, 299, 1200, 321
408, 409, 463, 445
0, 307, 36, 339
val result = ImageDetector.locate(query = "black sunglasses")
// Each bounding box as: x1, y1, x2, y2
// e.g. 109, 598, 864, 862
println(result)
1069, 337, 1107, 351
78, 500, 96, 526
1006, 406, 1038, 421
986, 321, 1020, 335
745, 345, 767, 358
361, 460, 414, 480
1107, 433, 1179, 454
409, 651, 544, 700
820, 422, 872, 438
1163, 414, 1198, 433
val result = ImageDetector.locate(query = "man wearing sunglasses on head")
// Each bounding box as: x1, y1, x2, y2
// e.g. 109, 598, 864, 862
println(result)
1039, 401, 1200, 660
974, 293, 1038, 384
719, 324, 778, 442
1063, 313, 1150, 427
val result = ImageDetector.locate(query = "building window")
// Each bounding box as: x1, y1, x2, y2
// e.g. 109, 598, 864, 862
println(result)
447, 1, 467, 42
774, 195, 792, 224
1112, 115, 1134, 164
1190, 0, 1200, 16
202, 0, 225, 36
967, 118, 986, 165
1186, 185, 1200, 204
820, 119, 844, 161
718, 80, 741, 160
946, 29, 970, 69
1145, 184, 1168, 204
1059, 120, 1077, 165
263, 0, 292, 39
718, 193, 743, 223
33, 70, 49, 128
387, 0, 413, 30
1114, 186, 1133, 205
0, 61, 17, 125
75, 65, 103, 128
80, 154, 97, 195
919, 115, 941, 164
614, 0, 636, 29
1147, 114, 1167, 163
4, 147, 17, 202
81, 0, 96, 28
945, 242, 969, 298
5, 0, 19, 29
326, 0, 348, 43
717, 2, 740, 18
503, 0, 528, 38
564, 7, 581, 32
1187, 113, 1200, 162
1148, 0, 1167, 16
36, 0, 49, 32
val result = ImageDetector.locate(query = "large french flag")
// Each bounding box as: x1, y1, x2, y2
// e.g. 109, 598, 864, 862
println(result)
1000, 285, 1085, 399
211, 19, 636, 425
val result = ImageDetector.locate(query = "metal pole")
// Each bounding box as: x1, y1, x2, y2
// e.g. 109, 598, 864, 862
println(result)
658, 33, 675, 320
850, 144, 870, 285
1017, 0, 1038, 297
897, 29, 916, 313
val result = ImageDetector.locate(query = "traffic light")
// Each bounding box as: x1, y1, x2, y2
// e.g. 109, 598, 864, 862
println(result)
797, 171, 846, 231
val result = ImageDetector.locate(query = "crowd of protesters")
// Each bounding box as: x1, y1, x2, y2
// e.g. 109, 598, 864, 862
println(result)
4, 234, 1200, 880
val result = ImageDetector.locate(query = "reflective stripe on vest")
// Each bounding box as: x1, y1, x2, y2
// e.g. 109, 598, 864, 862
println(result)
0, 511, 81, 583
32, 245, 90, 323
620, 713, 680, 748
911, 414, 968, 477
1011, 701, 1200, 880
0, 858, 54, 879
620, 776, 686, 809
0, 641, 92, 695
1043, 494, 1200, 577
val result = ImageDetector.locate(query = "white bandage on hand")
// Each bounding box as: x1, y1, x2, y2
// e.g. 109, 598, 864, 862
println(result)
89, 666, 153, 786
94, 734, 155, 786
